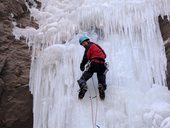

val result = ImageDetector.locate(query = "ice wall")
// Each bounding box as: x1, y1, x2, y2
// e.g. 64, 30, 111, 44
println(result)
13, 0, 170, 128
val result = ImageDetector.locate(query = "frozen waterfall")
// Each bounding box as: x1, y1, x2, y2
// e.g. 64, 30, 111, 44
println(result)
13, 0, 170, 128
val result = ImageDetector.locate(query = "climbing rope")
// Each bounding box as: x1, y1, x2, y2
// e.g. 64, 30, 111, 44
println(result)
84, 62, 100, 128
88, 86, 95, 128
89, 77, 100, 128
92, 77, 99, 128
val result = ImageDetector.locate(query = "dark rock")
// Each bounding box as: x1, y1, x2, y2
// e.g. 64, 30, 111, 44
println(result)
159, 16, 170, 41
0, 57, 6, 74
159, 16, 170, 90
16, 14, 39, 29
0, 78, 4, 97
0, 0, 38, 128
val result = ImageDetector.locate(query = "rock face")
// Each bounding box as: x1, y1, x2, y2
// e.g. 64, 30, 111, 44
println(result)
159, 16, 170, 90
0, 0, 38, 128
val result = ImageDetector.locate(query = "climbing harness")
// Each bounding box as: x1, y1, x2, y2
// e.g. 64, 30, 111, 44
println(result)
84, 61, 91, 72
84, 61, 109, 75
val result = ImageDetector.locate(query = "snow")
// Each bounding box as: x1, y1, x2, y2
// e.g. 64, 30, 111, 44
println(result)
13, 0, 170, 128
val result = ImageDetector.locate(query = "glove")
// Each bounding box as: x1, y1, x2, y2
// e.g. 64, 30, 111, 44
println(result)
80, 63, 85, 71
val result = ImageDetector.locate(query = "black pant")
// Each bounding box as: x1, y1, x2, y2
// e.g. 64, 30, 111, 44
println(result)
77, 61, 107, 90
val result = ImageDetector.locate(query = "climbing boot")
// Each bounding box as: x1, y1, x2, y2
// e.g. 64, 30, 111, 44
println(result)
98, 84, 105, 100
78, 84, 87, 99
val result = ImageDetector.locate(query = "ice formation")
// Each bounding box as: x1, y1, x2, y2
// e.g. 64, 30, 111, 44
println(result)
13, 0, 170, 128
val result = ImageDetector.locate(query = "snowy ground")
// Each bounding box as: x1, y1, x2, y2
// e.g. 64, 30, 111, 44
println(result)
13, 0, 170, 128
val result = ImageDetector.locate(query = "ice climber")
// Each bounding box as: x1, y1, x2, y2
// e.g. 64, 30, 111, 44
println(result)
77, 36, 108, 100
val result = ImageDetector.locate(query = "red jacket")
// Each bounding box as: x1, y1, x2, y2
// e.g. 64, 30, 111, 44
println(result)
80, 42, 106, 70
86, 43, 106, 60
